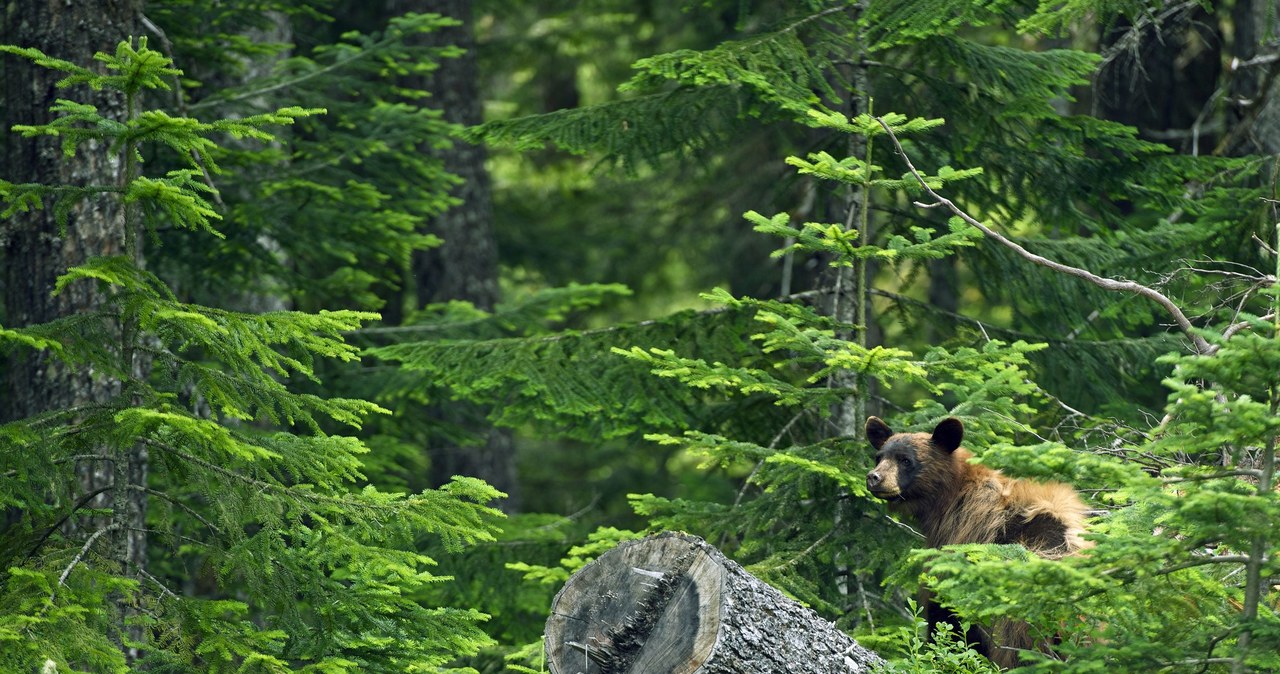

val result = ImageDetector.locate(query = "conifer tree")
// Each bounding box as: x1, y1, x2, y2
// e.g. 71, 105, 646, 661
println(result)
0, 38, 501, 673
143, 7, 461, 314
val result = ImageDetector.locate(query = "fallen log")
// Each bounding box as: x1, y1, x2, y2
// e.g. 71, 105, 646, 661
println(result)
544, 531, 884, 674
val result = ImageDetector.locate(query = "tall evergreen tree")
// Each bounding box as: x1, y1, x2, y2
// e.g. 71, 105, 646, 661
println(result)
0, 0, 146, 659
0, 34, 501, 674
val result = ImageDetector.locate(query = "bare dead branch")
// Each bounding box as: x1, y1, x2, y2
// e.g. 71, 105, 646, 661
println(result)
1251, 233, 1278, 257
1216, 313, 1278, 349
51, 523, 120, 603
1233, 54, 1280, 70
874, 115, 1215, 356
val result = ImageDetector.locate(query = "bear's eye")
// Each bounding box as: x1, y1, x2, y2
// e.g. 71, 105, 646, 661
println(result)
897, 455, 912, 468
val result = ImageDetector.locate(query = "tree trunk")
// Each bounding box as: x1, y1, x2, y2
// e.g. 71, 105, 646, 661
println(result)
821, 3, 870, 610
545, 532, 884, 674
1, 0, 138, 419
0, 0, 144, 660
387, 0, 518, 511
1223, 0, 1280, 156
396, 0, 499, 311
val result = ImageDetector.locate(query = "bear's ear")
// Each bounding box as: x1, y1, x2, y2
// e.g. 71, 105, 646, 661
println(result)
865, 416, 893, 450
931, 417, 964, 453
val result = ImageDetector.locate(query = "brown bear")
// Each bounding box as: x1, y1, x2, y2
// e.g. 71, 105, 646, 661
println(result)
864, 415, 1087, 668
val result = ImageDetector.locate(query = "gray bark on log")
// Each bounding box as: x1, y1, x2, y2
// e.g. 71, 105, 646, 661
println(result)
546, 532, 884, 674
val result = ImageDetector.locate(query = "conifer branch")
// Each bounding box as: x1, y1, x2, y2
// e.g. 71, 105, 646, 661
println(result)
874, 115, 1215, 356
24, 485, 114, 562
1155, 554, 1255, 576
126, 485, 221, 534
51, 454, 115, 464
139, 567, 179, 599
51, 523, 120, 603
137, 15, 226, 209
144, 438, 395, 510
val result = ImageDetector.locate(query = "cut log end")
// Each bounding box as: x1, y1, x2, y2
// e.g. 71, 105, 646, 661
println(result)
546, 533, 722, 674
545, 532, 883, 674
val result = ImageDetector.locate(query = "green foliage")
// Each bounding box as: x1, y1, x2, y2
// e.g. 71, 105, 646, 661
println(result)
869, 601, 1001, 673
620, 8, 851, 115
459, 2, 1280, 672
149, 10, 462, 312
506, 526, 645, 587
464, 87, 752, 171
0, 37, 502, 672
367, 293, 765, 441
412, 4, 1280, 674
467, 5, 866, 169
63, 2, 1270, 672
562, 112, 1081, 654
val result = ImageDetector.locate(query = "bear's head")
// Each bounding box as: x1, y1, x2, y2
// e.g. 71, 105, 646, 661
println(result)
864, 416, 964, 500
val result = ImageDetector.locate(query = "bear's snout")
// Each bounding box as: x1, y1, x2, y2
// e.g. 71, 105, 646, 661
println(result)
866, 462, 901, 497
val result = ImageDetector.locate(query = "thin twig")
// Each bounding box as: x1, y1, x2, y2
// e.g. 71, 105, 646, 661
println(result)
1251, 233, 1278, 257
139, 567, 179, 599
874, 115, 1214, 356
1157, 554, 1254, 576
51, 454, 115, 465
731, 410, 808, 512
1163, 469, 1264, 483
129, 527, 206, 547
763, 529, 834, 572
1217, 312, 1277, 347
24, 485, 115, 562
187, 19, 418, 113
126, 485, 222, 534
51, 524, 120, 603
884, 514, 925, 540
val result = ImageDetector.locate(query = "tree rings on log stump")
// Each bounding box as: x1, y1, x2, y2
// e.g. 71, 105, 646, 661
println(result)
545, 531, 883, 674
